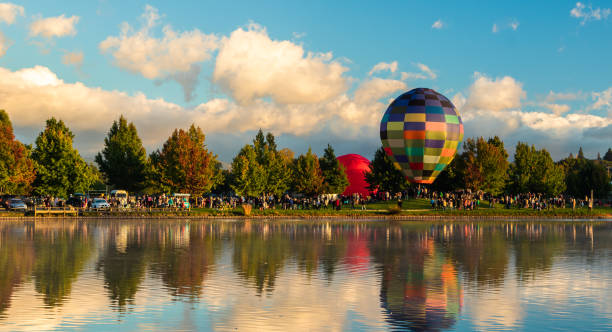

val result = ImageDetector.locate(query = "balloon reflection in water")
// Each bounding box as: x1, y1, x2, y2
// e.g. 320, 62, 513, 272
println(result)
373, 230, 462, 331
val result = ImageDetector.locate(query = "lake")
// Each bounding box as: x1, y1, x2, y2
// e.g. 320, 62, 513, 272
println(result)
0, 219, 610, 331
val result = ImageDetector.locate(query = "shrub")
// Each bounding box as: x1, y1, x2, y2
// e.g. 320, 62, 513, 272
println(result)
241, 204, 252, 216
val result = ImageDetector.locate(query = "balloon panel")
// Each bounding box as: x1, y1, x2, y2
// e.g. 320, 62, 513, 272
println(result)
380, 88, 464, 184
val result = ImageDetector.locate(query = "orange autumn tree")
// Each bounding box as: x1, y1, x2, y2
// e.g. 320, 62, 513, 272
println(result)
0, 110, 35, 194
153, 124, 221, 196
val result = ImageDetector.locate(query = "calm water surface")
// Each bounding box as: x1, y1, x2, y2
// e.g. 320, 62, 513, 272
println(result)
0, 219, 610, 331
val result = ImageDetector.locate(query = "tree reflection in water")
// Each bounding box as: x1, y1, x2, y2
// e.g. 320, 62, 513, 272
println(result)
0, 220, 607, 330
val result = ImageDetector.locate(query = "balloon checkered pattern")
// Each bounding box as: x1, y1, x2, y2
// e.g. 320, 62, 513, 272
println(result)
380, 88, 464, 184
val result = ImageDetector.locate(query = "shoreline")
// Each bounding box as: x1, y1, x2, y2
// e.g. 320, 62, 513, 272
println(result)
1, 213, 610, 221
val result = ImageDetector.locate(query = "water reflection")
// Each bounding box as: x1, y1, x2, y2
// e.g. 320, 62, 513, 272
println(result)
0, 220, 609, 331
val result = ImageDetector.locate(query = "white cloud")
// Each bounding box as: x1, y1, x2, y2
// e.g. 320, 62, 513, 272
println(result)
510, 20, 519, 31
29, 14, 79, 38
213, 23, 348, 105
541, 102, 571, 115
0, 2, 24, 24
0, 30, 9, 57
100, 5, 218, 101
0, 65, 403, 157
400, 63, 436, 81
368, 61, 397, 76
571, 2, 611, 24
545, 91, 581, 102
62, 51, 83, 68
590, 87, 612, 112
432, 19, 444, 29
463, 72, 525, 111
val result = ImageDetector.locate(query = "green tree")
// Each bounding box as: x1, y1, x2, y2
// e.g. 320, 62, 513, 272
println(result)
460, 137, 509, 195
365, 147, 408, 193
230, 145, 267, 197
604, 148, 612, 162
95, 116, 148, 193
510, 142, 566, 195
291, 148, 324, 196
319, 144, 349, 194
230, 130, 292, 197
563, 158, 610, 198
31, 118, 96, 197
431, 156, 463, 191
152, 124, 221, 196
0, 110, 35, 194
577, 147, 585, 159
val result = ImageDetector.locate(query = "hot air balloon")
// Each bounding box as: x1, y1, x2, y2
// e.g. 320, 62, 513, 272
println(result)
337, 154, 373, 196
380, 88, 463, 184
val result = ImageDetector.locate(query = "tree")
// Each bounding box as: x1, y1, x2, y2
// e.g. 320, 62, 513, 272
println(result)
460, 137, 509, 195
95, 116, 148, 192
152, 124, 220, 196
563, 158, 610, 198
0, 110, 35, 194
577, 147, 585, 159
230, 130, 292, 198
604, 148, 612, 162
31, 118, 96, 197
431, 156, 463, 191
319, 144, 349, 194
230, 145, 267, 197
509, 142, 566, 195
365, 147, 408, 193
291, 148, 324, 196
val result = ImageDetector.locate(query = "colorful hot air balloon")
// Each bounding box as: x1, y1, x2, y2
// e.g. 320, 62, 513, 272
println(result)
380, 88, 463, 184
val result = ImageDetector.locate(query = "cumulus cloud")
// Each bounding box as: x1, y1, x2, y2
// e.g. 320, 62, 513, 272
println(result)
0, 30, 9, 57
400, 63, 437, 80
457, 73, 611, 159
432, 20, 444, 29
463, 72, 525, 111
590, 87, 612, 112
1, 65, 403, 159
571, 2, 611, 24
100, 5, 218, 101
29, 14, 79, 38
368, 61, 397, 76
541, 102, 571, 115
62, 51, 83, 69
0, 2, 24, 24
213, 23, 348, 105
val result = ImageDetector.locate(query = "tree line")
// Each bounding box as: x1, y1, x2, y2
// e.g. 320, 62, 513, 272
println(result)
0, 111, 349, 198
366, 136, 612, 198
1, 110, 610, 199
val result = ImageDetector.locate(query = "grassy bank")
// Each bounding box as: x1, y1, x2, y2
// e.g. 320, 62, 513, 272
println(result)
1, 198, 605, 219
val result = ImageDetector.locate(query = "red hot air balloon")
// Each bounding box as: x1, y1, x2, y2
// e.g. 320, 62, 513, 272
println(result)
337, 154, 373, 196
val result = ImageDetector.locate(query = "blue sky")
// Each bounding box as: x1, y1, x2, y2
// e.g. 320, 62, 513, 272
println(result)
0, 0, 610, 163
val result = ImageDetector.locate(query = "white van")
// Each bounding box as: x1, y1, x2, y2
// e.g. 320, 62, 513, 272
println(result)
110, 190, 129, 207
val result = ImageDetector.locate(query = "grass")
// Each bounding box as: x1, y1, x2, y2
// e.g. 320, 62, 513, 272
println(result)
3, 198, 611, 218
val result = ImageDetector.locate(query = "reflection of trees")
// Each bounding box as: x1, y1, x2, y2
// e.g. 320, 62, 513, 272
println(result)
97, 224, 148, 308
151, 223, 220, 299
32, 222, 94, 307
0, 224, 34, 316
232, 223, 291, 294
446, 224, 509, 287
370, 226, 461, 331
512, 224, 565, 282
291, 223, 347, 281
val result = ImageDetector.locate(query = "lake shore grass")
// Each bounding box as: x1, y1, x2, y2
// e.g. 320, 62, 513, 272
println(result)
1, 199, 610, 220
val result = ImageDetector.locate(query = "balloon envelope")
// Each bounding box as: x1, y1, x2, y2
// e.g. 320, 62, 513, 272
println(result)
380, 88, 463, 184
337, 154, 373, 196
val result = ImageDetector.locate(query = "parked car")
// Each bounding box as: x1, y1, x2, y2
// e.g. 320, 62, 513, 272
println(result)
91, 198, 110, 209
66, 197, 86, 208
8, 198, 27, 210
